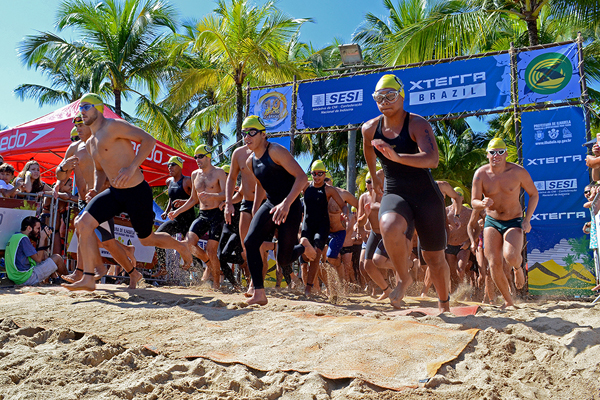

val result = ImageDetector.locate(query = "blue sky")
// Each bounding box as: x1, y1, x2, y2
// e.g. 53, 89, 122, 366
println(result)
0, 0, 389, 129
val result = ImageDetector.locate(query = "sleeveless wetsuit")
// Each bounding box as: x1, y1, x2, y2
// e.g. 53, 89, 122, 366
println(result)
244, 142, 305, 290
301, 184, 330, 250
373, 114, 446, 251
156, 176, 195, 236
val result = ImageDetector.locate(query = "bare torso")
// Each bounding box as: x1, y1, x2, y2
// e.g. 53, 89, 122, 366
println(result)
192, 167, 224, 210
343, 212, 356, 247
233, 146, 256, 201
72, 141, 96, 199
478, 163, 524, 220
86, 120, 145, 188
446, 205, 471, 246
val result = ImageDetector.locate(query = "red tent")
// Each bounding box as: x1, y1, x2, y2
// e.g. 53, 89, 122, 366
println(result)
0, 101, 196, 186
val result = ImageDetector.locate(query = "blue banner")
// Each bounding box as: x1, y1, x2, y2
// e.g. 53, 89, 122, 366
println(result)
296, 54, 511, 129
249, 86, 293, 133
522, 107, 588, 263
517, 43, 581, 105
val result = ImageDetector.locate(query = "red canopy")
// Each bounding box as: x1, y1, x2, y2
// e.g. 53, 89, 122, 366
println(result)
0, 101, 196, 186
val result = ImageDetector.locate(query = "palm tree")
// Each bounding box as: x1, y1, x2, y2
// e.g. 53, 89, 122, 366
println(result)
18, 0, 177, 116
172, 0, 313, 143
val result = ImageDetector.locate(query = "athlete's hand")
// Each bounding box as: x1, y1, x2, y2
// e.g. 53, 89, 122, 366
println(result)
172, 199, 186, 208
371, 139, 399, 162
198, 192, 210, 203
364, 202, 372, 216
453, 215, 461, 227
481, 197, 494, 209
271, 201, 290, 225
470, 240, 478, 253
113, 166, 136, 188
522, 218, 532, 233
161, 211, 168, 220
63, 156, 79, 171
593, 143, 600, 156
52, 184, 60, 200
224, 201, 235, 225
218, 201, 226, 211
168, 210, 178, 220
85, 189, 98, 203
372, 175, 384, 197
461, 241, 470, 250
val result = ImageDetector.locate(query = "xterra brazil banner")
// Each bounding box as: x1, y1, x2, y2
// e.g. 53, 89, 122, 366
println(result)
522, 107, 596, 295
295, 54, 511, 129
517, 43, 581, 105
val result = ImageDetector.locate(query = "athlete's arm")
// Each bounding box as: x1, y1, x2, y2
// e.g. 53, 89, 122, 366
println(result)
361, 119, 382, 195
183, 176, 192, 195
327, 186, 346, 210
224, 150, 242, 224
246, 156, 265, 216
110, 120, 157, 188
356, 194, 368, 227
592, 167, 600, 182
269, 143, 308, 225
520, 167, 539, 233
168, 172, 199, 219
437, 180, 463, 219
56, 143, 78, 181
471, 168, 489, 210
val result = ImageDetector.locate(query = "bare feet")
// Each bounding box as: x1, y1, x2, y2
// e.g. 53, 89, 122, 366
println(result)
62, 274, 96, 292
377, 286, 392, 301
127, 269, 143, 289
247, 288, 268, 305
151, 268, 167, 278
300, 237, 317, 261
514, 266, 525, 289
126, 245, 137, 267
94, 265, 108, 281
180, 241, 195, 270
389, 276, 412, 309
61, 269, 82, 284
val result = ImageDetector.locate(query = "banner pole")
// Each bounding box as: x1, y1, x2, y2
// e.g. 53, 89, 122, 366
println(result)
245, 82, 251, 118
577, 32, 592, 147
290, 75, 297, 156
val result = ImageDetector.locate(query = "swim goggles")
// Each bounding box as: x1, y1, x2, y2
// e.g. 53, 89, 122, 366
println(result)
372, 90, 401, 104
488, 149, 506, 156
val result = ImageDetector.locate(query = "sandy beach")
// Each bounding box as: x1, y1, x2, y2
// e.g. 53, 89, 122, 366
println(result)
0, 283, 599, 399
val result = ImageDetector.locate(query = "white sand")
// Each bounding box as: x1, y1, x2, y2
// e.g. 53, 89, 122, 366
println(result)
0, 284, 599, 399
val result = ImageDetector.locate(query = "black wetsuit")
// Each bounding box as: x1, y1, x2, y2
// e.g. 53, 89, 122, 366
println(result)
218, 201, 244, 265
301, 184, 330, 250
373, 114, 446, 251
156, 176, 195, 236
244, 142, 305, 290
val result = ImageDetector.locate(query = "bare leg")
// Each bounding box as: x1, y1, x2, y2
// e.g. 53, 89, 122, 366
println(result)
142, 231, 193, 269
379, 213, 412, 308
446, 253, 460, 291
484, 227, 514, 308
421, 250, 451, 312
247, 288, 268, 306
371, 253, 394, 300
503, 228, 525, 290
62, 213, 100, 291
304, 248, 322, 296
205, 239, 220, 290
420, 265, 432, 297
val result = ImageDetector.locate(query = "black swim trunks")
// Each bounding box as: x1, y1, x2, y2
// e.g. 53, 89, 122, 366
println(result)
240, 199, 254, 214
340, 246, 354, 255
484, 215, 523, 236
445, 244, 462, 256
190, 207, 224, 242
85, 180, 154, 239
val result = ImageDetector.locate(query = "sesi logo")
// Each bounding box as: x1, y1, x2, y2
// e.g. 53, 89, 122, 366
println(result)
0, 128, 54, 152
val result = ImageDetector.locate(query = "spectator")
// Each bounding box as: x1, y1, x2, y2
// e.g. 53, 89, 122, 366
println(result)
4, 216, 67, 286
16, 160, 52, 196
0, 154, 4, 164
0, 163, 23, 198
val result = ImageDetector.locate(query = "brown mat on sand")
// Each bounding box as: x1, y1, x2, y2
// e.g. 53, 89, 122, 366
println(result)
187, 312, 478, 390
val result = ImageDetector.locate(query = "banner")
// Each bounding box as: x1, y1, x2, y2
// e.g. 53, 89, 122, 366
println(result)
248, 86, 293, 133
296, 54, 511, 129
0, 207, 37, 250
522, 107, 596, 295
517, 43, 581, 105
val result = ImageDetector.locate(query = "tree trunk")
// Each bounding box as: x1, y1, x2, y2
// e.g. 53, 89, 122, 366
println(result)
347, 128, 357, 196
236, 83, 244, 145
526, 17, 539, 46
114, 88, 122, 117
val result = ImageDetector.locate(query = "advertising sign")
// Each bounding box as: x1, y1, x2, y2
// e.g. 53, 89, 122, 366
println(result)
0, 208, 37, 250
296, 54, 511, 129
517, 43, 581, 105
248, 86, 293, 133
522, 107, 596, 295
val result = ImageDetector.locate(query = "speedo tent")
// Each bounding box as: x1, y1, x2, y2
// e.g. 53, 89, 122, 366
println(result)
0, 100, 196, 186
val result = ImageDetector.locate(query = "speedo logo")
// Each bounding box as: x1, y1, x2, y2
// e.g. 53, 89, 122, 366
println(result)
534, 179, 577, 191
312, 90, 363, 107
527, 155, 582, 165
0, 128, 54, 152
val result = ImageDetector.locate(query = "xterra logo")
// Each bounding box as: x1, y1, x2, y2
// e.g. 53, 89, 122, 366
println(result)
527, 155, 582, 166
0, 128, 54, 152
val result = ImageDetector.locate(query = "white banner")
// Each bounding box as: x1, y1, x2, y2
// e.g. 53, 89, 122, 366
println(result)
0, 208, 37, 250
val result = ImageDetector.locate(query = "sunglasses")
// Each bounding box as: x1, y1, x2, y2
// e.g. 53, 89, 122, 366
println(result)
78, 103, 97, 112
311, 171, 325, 177
488, 149, 506, 156
72, 118, 83, 125
194, 154, 207, 160
585, 190, 592, 195
366, 180, 372, 184
71, 136, 80, 142
167, 163, 179, 167
372, 91, 401, 104
242, 129, 261, 137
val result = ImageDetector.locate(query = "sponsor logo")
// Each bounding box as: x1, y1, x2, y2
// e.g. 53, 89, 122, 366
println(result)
257, 91, 288, 128
0, 128, 54, 152
535, 130, 544, 141
408, 72, 487, 105
548, 128, 559, 140
132, 142, 165, 165
312, 89, 363, 108
531, 211, 586, 221
527, 155, 582, 166
534, 179, 577, 191
525, 52, 573, 95
562, 127, 572, 138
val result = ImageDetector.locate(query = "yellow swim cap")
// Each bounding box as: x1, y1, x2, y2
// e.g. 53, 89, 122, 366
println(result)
79, 93, 104, 113
351, 206, 357, 213
311, 160, 326, 172
222, 164, 230, 174
326, 171, 332, 181
375, 74, 405, 98
70, 127, 79, 138
454, 186, 465, 197
168, 156, 184, 168
487, 138, 507, 151
365, 172, 372, 181
194, 144, 212, 158
242, 115, 266, 131
72, 112, 83, 125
